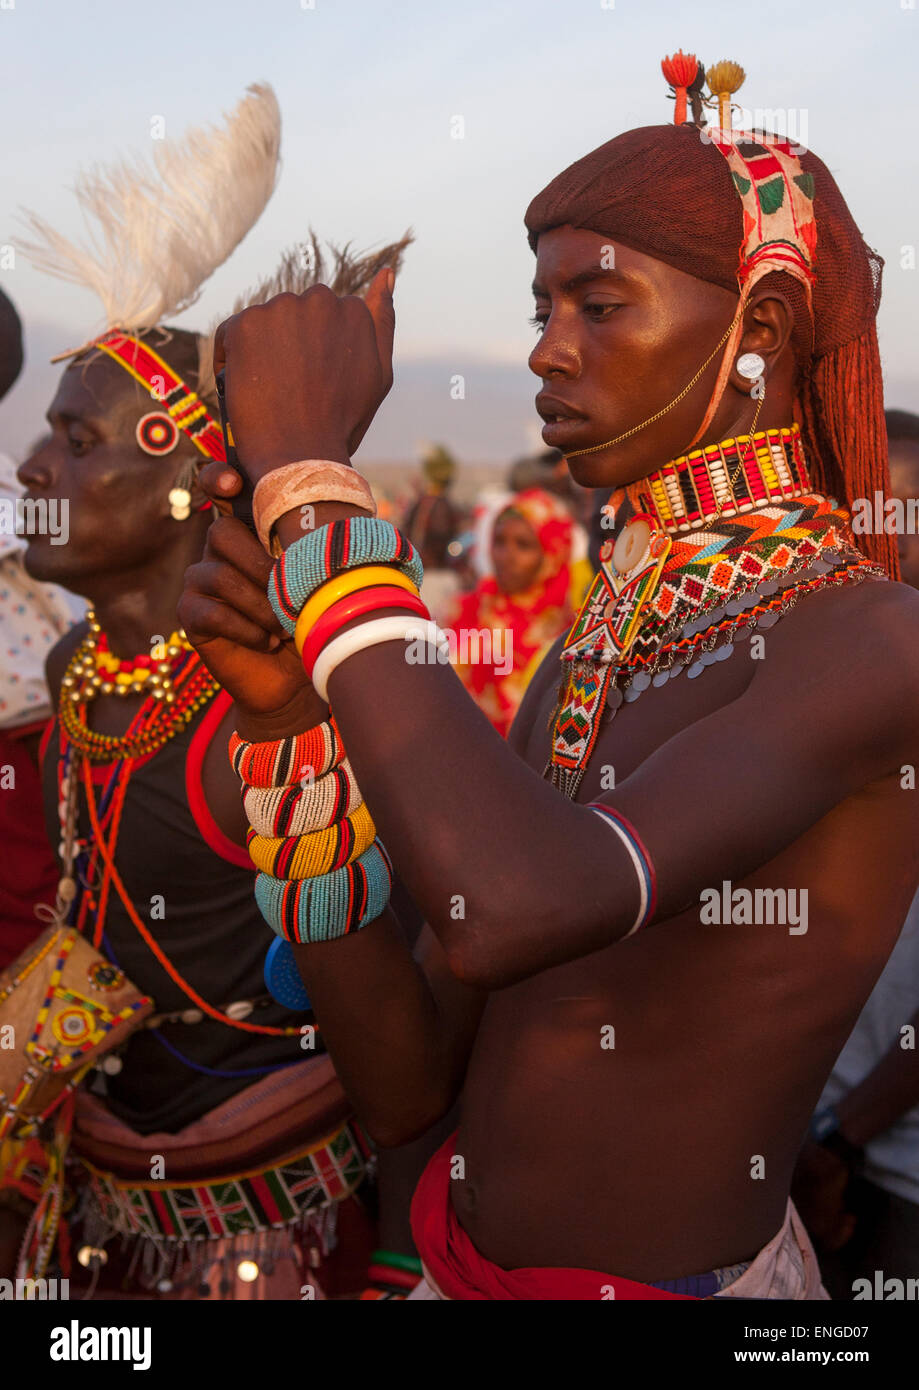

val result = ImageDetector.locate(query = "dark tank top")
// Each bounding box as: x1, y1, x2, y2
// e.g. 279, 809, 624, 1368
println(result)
41, 689, 313, 1135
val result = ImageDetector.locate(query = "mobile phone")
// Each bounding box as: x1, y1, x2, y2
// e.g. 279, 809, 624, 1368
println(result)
215, 368, 256, 530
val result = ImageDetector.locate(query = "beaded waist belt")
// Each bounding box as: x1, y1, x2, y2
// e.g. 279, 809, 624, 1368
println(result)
78, 1116, 372, 1246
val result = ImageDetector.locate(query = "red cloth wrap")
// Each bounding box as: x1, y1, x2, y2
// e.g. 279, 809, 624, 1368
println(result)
0, 723, 58, 969
410, 1132, 698, 1300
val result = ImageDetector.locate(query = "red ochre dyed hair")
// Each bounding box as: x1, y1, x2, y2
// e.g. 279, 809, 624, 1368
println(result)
525, 124, 898, 577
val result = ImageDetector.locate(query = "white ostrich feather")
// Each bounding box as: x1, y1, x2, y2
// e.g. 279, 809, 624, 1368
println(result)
16, 83, 281, 336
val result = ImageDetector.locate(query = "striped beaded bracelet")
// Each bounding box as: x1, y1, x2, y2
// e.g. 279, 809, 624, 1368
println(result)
293, 565, 421, 655
229, 718, 345, 788
254, 838, 393, 944
243, 759, 362, 837
269, 517, 424, 636
246, 800, 377, 878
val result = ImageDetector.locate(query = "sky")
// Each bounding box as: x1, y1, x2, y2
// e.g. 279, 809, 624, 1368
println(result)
1, 0, 917, 465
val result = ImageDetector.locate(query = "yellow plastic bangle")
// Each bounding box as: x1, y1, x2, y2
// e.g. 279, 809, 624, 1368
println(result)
247, 801, 377, 878
293, 565, 420, 655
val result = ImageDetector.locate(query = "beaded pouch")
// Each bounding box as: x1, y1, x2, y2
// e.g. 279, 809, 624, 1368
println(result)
0, 926, 152, 1141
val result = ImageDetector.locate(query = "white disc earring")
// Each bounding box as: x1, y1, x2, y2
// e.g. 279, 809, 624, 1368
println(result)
169, 461, 195, 521
736, 352, 766, 381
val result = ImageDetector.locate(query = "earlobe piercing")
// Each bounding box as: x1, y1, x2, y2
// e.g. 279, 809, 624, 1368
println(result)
169, 460, 196, 521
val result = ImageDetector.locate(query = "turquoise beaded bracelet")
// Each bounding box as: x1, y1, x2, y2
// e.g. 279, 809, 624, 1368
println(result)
254, 838, 393, 944
269, 517, 424, 636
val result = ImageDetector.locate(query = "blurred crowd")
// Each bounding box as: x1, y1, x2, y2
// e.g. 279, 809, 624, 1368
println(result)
387, 442, 597, 737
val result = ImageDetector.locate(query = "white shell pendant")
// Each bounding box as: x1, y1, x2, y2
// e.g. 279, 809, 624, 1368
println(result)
612, 517, 652, 576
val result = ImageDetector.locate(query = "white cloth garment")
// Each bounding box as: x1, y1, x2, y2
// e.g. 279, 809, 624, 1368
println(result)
818, 891, 919, 1206
0, 450, 79, 729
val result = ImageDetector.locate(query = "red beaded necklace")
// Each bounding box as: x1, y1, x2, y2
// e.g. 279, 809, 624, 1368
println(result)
55, 634, 301, 1039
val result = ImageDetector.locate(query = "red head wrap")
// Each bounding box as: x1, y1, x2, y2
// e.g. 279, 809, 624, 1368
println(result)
524, 123, 895, 575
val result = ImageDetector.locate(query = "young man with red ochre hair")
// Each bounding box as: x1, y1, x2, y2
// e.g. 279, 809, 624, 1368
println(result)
180, 58, 919, 1299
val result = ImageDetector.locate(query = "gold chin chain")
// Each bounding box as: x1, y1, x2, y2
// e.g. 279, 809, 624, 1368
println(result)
564, 302, 746, 459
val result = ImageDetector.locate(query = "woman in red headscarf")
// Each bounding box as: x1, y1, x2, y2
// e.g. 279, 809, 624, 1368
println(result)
448, 488, 573, 738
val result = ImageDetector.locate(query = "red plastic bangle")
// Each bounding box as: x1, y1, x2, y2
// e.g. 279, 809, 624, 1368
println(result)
301, 586, 430, 679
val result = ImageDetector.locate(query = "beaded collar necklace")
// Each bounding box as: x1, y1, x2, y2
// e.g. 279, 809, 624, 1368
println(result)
59, 615, 218, 763
546, 426, 885, 799
629, 425, 810, 534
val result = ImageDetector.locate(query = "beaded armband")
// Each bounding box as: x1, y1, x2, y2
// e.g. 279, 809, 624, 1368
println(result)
243, 759, 362, 836
254, 839, 394, 944
229, 718, 345, 787
268, 517, 424, 636
230, 720, 394, 949
246, 800, 376, 878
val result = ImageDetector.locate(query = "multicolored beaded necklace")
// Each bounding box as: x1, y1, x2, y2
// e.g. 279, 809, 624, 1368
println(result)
53, 623, 300, 1040
546, 425, 886, 799
59, 610, 215, 762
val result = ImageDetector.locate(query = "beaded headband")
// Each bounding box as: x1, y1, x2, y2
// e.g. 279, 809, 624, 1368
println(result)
94, 330, 226, 464
660, 55, 818, 448
662, 54, 817, 309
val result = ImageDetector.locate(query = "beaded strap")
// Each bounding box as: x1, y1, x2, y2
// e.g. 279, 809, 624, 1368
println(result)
246, 801, 376, 878
229, 718, 345, 788
242, 759, 362, 836
254, 839, 393, 943
268, 517, 424, 635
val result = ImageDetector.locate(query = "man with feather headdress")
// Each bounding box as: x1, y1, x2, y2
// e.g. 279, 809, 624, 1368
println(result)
0, 83, 412, 1299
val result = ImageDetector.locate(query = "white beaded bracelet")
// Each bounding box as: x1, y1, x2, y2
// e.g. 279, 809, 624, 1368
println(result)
312, 617, 450, 702
242, 757, 363, 836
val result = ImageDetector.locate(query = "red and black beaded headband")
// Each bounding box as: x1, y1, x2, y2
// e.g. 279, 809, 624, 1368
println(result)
93, 329, 226, 463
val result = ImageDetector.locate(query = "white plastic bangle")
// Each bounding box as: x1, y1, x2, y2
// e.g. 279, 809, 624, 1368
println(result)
312, 616, 450, 702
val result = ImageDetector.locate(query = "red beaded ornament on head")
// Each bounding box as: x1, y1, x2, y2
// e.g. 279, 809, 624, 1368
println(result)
95, 332, 226, 466
660, 50, 705, 127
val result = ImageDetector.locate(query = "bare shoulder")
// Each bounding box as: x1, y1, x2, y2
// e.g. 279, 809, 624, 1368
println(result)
769, 575, 919, 679
45, 619, 89, 706
753, 575, 919, 761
